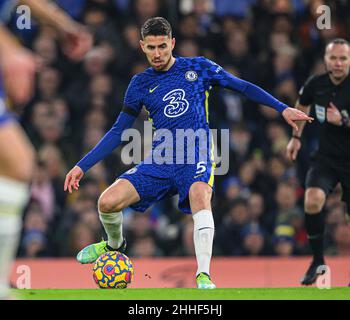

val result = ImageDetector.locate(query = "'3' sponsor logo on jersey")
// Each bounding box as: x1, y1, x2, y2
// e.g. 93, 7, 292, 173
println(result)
163, 89, 189, 118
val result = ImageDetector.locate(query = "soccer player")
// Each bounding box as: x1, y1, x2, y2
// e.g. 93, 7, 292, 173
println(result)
286, 38, 350, 285
0, 0, 91, 299
64, 17, 312, 289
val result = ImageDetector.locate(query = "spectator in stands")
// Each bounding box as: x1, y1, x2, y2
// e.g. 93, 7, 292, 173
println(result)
37, 67, 62, 101
216, 198, 251, 255
326, 223, 350, 256
177, 215, 196, 256
19, 201, 50, 257
248, 192, 275, 233
274, 181, 303, 226
30, 160, 56, 222
240, 223, 270, 256
221, 30, 257, 82
125, 211, 159, 250
133, 0, 163, 26
129, 234, 164, 257
33, 34, 58, 67
273, 224, 295, 256
67, 222, 98, 256
222, 176, 242, 202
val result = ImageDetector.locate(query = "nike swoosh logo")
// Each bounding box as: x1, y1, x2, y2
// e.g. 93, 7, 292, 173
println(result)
149, 85, 159, 93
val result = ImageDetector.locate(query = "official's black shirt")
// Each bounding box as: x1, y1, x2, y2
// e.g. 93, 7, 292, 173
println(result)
299, 73, 350, 159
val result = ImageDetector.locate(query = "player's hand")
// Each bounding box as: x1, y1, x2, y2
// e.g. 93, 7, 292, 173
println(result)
282, 107, 314, 131
326, 102, 342, 126
286, 137, 301, 161
60, 23, 93, 61
64, 166, 84, 193
1, 47, 36, 105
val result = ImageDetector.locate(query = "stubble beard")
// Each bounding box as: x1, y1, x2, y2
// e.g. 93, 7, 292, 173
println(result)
153, 55, 172, 71
331, 70, 348, 83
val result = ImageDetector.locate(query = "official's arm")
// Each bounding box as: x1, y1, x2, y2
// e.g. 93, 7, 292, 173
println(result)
290, 101, 311, 138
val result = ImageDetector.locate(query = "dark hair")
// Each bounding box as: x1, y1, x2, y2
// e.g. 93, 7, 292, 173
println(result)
141, 17, 172, 39
327, 38, 350, 47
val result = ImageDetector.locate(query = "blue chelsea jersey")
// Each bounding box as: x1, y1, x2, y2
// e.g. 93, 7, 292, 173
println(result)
124, 56, 223, 133
0, 0, 17, 23
0, 0, 18, 101
76, 55, 288, 172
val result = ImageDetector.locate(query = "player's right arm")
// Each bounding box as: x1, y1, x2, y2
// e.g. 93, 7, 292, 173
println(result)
64, 76, 142, 193
19, 0, 92, 61
0, 25, 36, 104
201, 57, 313, 130
64, 111, 138, 193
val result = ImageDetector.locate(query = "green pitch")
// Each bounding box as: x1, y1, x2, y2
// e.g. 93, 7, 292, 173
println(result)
12, 287, 350, 300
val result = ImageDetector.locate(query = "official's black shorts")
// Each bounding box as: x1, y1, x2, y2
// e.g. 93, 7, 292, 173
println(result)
305, 153, 350, 211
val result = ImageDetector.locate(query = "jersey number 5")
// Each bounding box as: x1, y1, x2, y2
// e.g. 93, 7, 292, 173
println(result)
196, 161, 207, 175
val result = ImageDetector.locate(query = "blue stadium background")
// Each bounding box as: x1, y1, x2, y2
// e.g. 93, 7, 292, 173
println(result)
7, 0, 350, 259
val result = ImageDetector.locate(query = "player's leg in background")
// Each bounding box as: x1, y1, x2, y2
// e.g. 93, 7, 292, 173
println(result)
301, 159, 339, 285
97, 178, 140, 250
304, 187, 327, 264
339, 175, 350, 222
0, 121, 35, 299
345, 202, 350, 286
339, 182, 350, 262
189, 182, 215, 286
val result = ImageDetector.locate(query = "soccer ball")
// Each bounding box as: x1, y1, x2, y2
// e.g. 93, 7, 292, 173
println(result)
93, 251, 134, 289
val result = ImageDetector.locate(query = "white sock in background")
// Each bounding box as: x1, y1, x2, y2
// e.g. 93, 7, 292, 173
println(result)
193, 209, 215, 277
0, 177, 29, 299
99, 210, 123, 250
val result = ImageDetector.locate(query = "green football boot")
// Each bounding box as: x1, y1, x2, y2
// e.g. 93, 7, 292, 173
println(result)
196, 272, 216, 289
76, 238, 127, 264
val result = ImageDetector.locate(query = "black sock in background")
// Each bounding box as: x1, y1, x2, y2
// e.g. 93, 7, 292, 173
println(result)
304, 212, 325, 264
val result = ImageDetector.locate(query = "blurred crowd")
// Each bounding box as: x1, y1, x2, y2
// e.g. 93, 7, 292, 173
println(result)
8, 0, 350, 259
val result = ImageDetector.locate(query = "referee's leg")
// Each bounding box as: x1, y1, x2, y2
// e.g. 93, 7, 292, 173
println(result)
301, 187, 328, 285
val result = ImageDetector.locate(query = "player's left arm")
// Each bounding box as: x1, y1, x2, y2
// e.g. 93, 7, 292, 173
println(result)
19, 0, 92, 61
206, 59, 313, 130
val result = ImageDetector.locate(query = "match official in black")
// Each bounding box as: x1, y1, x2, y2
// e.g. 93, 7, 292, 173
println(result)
286, 38, 350, 285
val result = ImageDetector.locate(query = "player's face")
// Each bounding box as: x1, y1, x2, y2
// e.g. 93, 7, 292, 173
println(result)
324, 43, 350, 82
140, 35, 175, 71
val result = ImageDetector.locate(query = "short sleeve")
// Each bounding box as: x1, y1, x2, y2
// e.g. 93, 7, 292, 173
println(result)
0, 0, 17, 23
123, 75, 143, 114
298, 76, 315, 106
